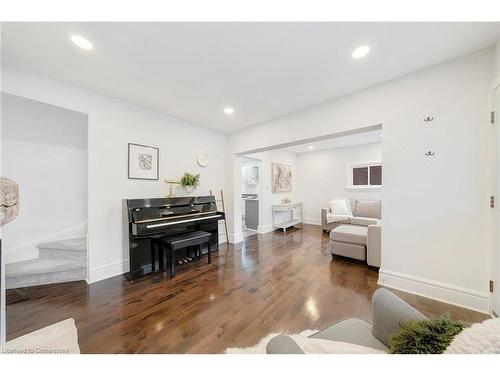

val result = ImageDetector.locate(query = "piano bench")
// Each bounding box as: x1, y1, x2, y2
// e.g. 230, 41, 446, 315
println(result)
159, 230, 212, 278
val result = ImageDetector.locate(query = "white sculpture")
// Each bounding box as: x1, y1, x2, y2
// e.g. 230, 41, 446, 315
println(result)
0, 176, 19, 226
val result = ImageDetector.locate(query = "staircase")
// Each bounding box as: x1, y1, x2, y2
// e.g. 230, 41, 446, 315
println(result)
6, 237, 87, 289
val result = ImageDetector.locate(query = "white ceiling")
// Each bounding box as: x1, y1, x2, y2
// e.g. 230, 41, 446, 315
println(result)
2, 22, 499, 133
283, 129, 382, 154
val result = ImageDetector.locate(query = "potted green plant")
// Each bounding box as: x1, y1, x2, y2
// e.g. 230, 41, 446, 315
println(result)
180, 172, 200, 193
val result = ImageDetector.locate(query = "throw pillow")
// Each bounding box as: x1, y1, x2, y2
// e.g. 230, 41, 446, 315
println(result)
329, 199, 352, 216
445, 318, 500, 354
388, 315, 469, 354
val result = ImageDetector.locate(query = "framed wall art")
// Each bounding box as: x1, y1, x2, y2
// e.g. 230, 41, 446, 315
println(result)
128, 143, 159, 180
271, 162, 292, 193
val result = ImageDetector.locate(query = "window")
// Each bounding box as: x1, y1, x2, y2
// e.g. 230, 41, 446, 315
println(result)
352, 167, 369, 185
347, 162, 382, 188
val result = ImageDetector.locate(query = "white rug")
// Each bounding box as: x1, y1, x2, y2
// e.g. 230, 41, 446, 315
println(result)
3, 318, 80, 354
445, 318, 500, 354
225, 329, 318, 354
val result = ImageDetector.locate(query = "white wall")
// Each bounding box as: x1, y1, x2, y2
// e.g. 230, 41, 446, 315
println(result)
494, 41, 500, 81
246, 149, 297, 233
1, 94, 88, 263
227, 48, 493, 312
1, 64, 227, 283
296, 142, 382, 224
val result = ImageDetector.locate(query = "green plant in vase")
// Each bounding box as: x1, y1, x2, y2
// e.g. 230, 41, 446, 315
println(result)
180, 172, 200, 193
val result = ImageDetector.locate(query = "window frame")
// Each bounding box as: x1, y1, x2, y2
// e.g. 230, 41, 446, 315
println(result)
346, 161, 382, 190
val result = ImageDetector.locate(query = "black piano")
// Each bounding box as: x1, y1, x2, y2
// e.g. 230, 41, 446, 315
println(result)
123, 196, 225, 281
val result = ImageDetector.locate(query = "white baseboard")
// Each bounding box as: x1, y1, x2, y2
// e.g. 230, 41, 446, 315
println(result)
378, 268, 490, 314
258, 224, 274, 234
303, 217, 321, 225
88, 260, 130, 284
219, 234, 227, 244
88, 234, 227, 284
228, 232, 244, 244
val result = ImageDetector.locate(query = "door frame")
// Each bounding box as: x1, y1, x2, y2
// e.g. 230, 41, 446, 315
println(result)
489, 79, 500, 316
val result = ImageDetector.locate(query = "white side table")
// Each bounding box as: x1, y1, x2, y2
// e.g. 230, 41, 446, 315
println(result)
271, 203, 303, 233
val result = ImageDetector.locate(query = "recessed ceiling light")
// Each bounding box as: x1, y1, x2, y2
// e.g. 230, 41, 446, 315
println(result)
308, 145, 315, 150
70, 35, 93, 50
223, 107, 235, 115
352, 45, 370, 59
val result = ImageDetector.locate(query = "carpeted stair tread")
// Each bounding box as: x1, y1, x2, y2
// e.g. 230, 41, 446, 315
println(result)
36, 237, 86, 252
7, 237, 87, 289
6, 268, 87, 289
6, 257, 85, 277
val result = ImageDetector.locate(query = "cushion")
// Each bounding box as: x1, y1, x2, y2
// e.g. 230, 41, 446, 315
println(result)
445, 318, 500, 354
350, 216, 380, 226
328, 199, 353, 216
349, 200, 357, 215
388, 315, 469, 354
330, 225, 367, 245
372, 288, 428, 347
355, 200, 381, 219
268, 334, 384, 354
310, 318, 388, 351
4, 318, 80, 354
326, 212, 351, 224
266, 335, 305, 354
331, 241, 366, 261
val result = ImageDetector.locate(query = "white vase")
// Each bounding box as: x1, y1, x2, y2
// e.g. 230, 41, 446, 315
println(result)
184, 185, 195, 193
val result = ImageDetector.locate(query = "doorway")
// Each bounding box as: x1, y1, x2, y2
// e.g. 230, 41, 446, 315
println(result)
1, 94, 88, 336
492, 86, 500, 316
232, 124, 383, 242
241, 157, 260, 238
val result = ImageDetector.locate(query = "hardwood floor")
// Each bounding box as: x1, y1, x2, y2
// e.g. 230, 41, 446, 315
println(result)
6, 225, 489, 353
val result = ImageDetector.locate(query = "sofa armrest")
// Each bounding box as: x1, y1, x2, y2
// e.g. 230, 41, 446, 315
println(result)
367, 224, 381, 267
266, 335, 305, 354
371, 288, 428, 347
321, 208, 330, 229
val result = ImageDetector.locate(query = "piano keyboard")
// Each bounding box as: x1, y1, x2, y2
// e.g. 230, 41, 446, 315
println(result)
146, 214, 222, 229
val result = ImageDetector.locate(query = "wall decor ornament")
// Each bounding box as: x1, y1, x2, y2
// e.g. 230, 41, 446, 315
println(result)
128, 143, 159, 180
272, 162, 292, 193
197, 154, 209, 167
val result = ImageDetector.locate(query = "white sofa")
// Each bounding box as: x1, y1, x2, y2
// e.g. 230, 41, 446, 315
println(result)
321, 199, 381, 268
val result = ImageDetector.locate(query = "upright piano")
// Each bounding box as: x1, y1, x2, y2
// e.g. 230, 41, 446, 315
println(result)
123, 196, 225, 281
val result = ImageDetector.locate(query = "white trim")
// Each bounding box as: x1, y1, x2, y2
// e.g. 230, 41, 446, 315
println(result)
218, 233, 227, 244
489, 80, 500, 316
88, 260, 130, 284
303, 217, 321, 226
228, 232, 244, 244
378, 268, 489, 314
257, 224, 274, 234
87, 233, 227, 284
345, 186, 382, 192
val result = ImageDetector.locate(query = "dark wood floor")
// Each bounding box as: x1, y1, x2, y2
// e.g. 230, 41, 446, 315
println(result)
6, 225, 489, 353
